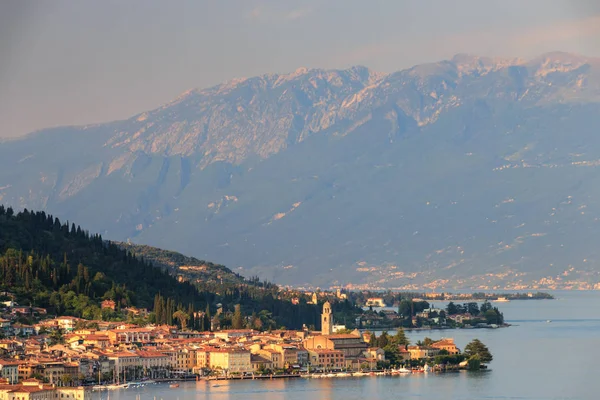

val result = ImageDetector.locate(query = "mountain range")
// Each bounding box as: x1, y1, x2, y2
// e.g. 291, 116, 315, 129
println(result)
2, 52, 600, 290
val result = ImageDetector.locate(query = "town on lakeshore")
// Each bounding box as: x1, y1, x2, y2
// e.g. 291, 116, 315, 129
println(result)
0, 295, 502, 399
0, 209, 554, 399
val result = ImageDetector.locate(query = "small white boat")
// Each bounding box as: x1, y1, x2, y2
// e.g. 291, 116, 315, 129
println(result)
398, 367, 412, 374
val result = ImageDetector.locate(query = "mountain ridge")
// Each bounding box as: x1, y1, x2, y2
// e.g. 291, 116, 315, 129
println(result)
2, 52, 600, 289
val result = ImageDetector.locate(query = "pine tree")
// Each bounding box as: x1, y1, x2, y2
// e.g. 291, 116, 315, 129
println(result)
368, 332, 377, 347
391, 328, 410, 346
204, 304, 211, 332
464, 339, 493, 363
232, 304, 243, 329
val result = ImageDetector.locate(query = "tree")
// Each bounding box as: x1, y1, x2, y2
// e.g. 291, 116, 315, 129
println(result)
398, 300, 412, 317
467, 302, 480, 316
484, 309, 501, 325
377, 331, 389, 348
416, 337, 434, 347
390, 328, 410, 346
49, 328, 65, 345
464, 339, 493, 363
231, 304, 243, 329
467, 355, 481, 371
480, 301, 492, 313
368, 332, 377, 347
383, 344, 401, 366
173, 310, 190, 331
204, 304, 212, 332
447, 301, 457, 316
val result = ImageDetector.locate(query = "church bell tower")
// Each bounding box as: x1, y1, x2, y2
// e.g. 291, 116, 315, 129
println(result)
322, 301, 333, 335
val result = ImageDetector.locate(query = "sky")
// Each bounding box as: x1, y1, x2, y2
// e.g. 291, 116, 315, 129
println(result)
1, 0, 599, 138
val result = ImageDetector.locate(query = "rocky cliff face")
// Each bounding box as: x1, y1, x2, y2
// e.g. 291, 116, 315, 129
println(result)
2, 52, 600, 289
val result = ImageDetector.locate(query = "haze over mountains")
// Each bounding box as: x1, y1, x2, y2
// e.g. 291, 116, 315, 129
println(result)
2, 52, 600, 290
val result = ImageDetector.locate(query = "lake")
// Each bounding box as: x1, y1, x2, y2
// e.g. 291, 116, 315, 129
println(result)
92, 291, 600, 400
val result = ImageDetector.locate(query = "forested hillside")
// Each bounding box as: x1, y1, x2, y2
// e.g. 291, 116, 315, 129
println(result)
117, 242, 249, 288
0, 206, 327, 329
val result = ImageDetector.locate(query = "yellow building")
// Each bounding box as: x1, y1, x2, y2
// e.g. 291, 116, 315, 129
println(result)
107, 352, 141, 377
303, 334, 368, 359
407, 346, 440, 359
431, 339, 460, 355
134, 350, 169, 378
0, 379, 91, 400
256, 349, 282, 369
194, 347, 211, 370
307, 349, 345, 370
209, 348, 252, 374
267, 344, 299, 368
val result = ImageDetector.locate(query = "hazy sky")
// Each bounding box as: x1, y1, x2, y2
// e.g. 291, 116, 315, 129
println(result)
1, 0, 599, 138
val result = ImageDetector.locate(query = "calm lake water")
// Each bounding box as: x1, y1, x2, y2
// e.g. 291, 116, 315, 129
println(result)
94, 291, 600, 400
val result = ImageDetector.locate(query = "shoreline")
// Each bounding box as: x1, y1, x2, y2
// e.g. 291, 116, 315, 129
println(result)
91, 368, 488, 389
366, 323, 511, 332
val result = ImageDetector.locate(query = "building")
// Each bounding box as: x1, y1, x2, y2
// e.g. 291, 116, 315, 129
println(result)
107, 352, 141, 378
256, 349, 282, 369
82, 335, 111, 349
35, 362, 65, 385
56, 317, 79, 332
209, 348, 252, 374
0, 379, 91, 400
106, 328, 151, 345
101, 300, 116, 311
365, 347, 385, 361
431, 338, 460, 355
213, 330, 256, 341
270, 344, 299, 369
407, 346, 440, 359
136, 350, 170, 378
321, 302, 333, 336
365, 298, 386, 307
0, 362, 18, 384
303, 334, 368, 359
250, 355, 272, 372
307, 349, 345, 370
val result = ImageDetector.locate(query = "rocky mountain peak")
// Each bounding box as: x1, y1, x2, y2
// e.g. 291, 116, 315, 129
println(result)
3, 52, 600, 288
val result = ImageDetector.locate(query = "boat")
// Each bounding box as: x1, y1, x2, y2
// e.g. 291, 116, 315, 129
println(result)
546, 320, 552, 323
170, 383, 180, 388
398, 367, 412, 374
493, 297, 510, 302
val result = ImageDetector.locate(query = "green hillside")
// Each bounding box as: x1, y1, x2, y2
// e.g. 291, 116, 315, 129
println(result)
116, 242, 248, 288
0, 206, 323, 329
